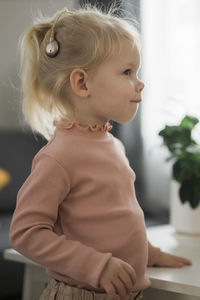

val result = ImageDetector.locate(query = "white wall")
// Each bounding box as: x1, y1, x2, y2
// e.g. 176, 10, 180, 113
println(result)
0, 0, 79, 130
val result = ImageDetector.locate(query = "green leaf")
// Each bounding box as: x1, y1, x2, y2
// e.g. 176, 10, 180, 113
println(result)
179, 179, 200, 209
173, 153, 200, 181
159, 126, 192, 155
180, 115, 199, 130
179, 182, 189, 204
173, 158, 193, 182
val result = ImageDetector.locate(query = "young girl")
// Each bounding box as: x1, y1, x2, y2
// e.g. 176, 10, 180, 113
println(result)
10, 5, 192, 300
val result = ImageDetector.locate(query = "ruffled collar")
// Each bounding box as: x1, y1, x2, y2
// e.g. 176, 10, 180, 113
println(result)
53, 120, 113, 132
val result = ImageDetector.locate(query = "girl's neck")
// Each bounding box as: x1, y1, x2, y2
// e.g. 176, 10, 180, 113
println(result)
64, 115, 109, 128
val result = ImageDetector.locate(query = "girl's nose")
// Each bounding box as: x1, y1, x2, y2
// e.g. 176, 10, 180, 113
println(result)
137, 80, 145, 93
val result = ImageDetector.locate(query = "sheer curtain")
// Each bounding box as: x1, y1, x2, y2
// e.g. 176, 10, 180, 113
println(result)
140, 0, 200, 213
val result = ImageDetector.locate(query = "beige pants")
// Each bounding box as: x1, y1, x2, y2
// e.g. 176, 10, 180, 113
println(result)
40, 278, 143, 300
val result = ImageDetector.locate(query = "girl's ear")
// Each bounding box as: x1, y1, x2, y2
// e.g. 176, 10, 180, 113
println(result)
69, 68, 90, 98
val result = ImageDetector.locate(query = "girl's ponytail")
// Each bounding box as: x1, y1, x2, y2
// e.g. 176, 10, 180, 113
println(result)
19, 21, 54, 139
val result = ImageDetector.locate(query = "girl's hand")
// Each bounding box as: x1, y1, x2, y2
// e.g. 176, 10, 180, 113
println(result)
154, 251, 192, 268
99, 257, 136, 300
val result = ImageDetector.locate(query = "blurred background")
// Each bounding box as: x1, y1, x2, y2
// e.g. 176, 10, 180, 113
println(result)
0, 0, 200, 298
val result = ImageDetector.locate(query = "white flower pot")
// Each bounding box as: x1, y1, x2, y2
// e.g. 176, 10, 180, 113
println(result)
170, 180, 200, 235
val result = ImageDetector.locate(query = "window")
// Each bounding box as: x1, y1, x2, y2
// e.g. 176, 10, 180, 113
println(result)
140, 0, 200, 210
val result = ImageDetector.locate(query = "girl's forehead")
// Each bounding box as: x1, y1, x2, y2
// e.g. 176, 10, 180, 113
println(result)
89, 40, 140, 77
109, 41, 140, 65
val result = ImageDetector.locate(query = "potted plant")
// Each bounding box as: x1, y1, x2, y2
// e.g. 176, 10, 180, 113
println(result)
159, 115, 200, 234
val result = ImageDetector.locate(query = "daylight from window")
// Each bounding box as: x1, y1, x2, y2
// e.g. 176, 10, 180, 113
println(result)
141, 0, 200, 145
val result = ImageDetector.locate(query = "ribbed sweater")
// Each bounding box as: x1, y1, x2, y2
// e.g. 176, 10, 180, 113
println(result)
10, 122, 160, 292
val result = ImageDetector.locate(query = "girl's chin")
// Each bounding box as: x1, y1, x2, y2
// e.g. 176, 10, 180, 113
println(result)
112, 110, 138, 124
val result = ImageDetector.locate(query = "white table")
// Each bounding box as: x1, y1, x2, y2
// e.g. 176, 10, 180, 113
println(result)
3, 249, 49, 300
145, 225, 200, 300
4, 225, 200, 300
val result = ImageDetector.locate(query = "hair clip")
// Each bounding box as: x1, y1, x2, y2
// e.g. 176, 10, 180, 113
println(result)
46, 37, 59, 58
45, 8, 72, 58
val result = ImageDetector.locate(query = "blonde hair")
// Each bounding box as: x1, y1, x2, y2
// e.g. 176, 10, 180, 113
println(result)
20, 5, 140, 139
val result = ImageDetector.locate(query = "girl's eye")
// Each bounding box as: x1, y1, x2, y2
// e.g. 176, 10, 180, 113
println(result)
123, 69, 132, 75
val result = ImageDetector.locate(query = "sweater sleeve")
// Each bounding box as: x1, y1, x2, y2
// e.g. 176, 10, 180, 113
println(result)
147, 241, 161, 266
9, 153, 112, 288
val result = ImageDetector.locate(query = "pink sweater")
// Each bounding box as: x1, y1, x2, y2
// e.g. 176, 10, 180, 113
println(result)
10, 122, 160, 292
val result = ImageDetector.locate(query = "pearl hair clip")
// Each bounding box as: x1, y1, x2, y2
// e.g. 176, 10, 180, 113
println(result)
46, 8, 73, 58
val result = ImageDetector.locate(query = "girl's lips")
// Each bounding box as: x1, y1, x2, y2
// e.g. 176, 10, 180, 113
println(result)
130, 99, 142, 103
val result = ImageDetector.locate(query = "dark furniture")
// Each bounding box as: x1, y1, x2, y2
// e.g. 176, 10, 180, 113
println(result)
0, 130, 46, 299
